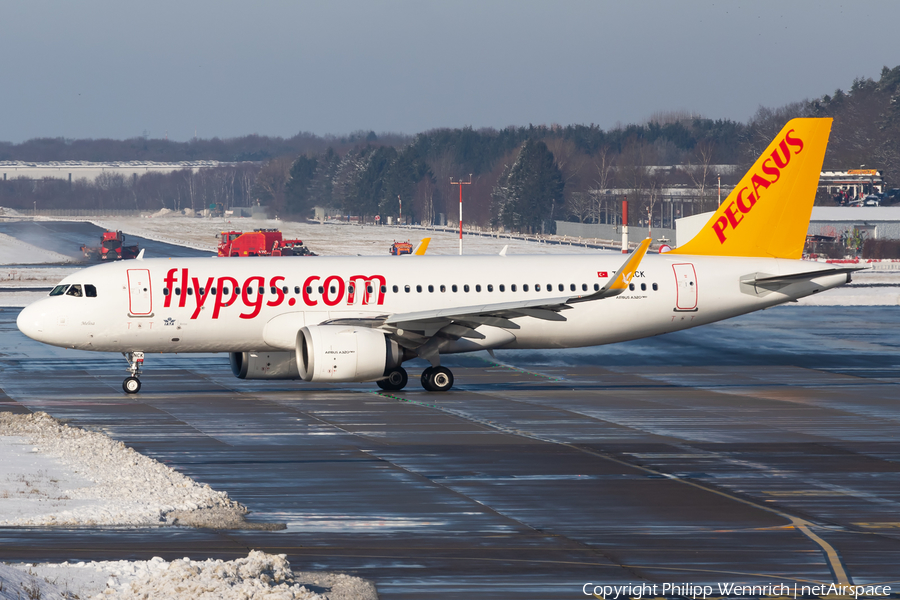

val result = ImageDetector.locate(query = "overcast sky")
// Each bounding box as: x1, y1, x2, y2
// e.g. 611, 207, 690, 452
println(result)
2, 0, 899, 143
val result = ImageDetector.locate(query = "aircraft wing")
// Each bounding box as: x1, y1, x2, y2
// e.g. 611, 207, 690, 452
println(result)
321, 239, 653, 363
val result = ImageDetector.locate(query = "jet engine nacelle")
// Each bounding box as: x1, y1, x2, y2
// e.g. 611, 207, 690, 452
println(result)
230, 351, 300, 380
297, 325, 401, 382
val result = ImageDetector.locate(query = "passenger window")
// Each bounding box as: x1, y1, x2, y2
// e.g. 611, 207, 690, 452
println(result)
49, 285, 68, 296
416, 285, 422, 293
582, 284, 587, 291
475, 284, 481, 292
440, 285, 446, 292
367, 285, 373, 294
487, 284, 493, 292
306, 286, 312, 294
405, 285, 411, 293
187, 287, 194, 296
234, 287, 240, 295
511, 284, 517, 292
428, 285, 434, 293
629, 283, 635, 291
641, 283, 646, 291
331, 286, 337, 294
66, 284, 83, 297
535, 284, 541, 291
392, 285, 398, 293
318, 286, 324, 294
258, 287, 264, 294
210, 287, 216, 295
499, 284, 505, 292
163, 288, 170, 296
381, 285, 386, 293
523, 284, 529, 292
594, 283, 600, 291
464, 284, 470, 292
85, 284, 97, 297
176, 287, 181, 296
452, 284, 458, 292
294, 286, 300, 294
652, 283, 658, 291
222, 287, 230, 295
570, 284, 575, 292
282, 286, 288, 294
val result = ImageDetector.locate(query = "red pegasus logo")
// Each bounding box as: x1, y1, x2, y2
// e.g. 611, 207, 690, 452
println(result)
711, 129, 804, 244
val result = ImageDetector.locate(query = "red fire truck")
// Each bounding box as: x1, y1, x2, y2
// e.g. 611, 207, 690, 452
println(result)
217, 229, 315, 257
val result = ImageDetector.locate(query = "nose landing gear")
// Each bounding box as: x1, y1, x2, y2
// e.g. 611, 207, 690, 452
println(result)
122, 351, 144, 394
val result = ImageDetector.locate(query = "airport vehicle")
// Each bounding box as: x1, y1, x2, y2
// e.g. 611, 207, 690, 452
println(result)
390, 239, 431, 256
80, 230, 139, 261
390, 241, 414, 255
217, 229, 314, 257
18, 119, 857, 395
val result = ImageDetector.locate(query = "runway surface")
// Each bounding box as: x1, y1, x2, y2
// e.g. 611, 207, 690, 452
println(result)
1, 306, 899, 598
0, 220, 211, 262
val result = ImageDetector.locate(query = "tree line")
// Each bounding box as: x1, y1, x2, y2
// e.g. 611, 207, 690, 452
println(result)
2, 64, 899, 231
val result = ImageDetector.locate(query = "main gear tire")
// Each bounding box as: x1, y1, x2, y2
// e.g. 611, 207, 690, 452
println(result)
377, 367, 408, 391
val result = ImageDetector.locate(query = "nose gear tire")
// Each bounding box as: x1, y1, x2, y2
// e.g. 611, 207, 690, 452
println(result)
123, 376, 141, 394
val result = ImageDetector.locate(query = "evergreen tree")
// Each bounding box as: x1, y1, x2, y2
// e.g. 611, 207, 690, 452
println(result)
497, 139, 564, 233
284, 155, 318, 216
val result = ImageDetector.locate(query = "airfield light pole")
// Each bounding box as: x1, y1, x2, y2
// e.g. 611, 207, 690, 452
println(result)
450, 175, 472, 255
718, 174, 721, 207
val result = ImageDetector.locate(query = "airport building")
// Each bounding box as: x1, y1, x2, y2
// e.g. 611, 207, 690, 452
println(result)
0, 161, 240, 182
819, 169, 884, 199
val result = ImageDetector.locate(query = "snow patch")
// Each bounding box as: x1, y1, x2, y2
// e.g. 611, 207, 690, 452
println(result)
1, 550, 379, 600
0, 412, 264, 529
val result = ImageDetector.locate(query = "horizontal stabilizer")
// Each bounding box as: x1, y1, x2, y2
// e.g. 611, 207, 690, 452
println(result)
752, 266, 864, 286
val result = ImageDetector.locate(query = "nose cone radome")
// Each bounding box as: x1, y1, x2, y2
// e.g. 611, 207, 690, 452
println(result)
17, 301, 48, 343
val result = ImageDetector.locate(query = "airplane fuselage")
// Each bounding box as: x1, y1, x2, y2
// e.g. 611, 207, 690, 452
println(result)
16, 253, 848, 355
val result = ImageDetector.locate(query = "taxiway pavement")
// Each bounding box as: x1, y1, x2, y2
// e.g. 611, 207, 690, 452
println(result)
1, 306, 899, 598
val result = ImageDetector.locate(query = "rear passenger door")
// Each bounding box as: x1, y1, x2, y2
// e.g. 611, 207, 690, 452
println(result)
672, 263, 697, 311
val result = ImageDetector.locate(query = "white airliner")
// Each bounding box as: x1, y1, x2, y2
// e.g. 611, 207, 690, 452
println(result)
17, 118, 857, 394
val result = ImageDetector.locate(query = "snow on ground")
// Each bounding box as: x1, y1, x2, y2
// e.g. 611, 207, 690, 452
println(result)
0, 550, 375, 599
0, 412, 255, 528
84, 213, 609, 257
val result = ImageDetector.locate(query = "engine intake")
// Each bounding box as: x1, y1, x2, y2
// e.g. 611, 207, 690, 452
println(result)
297, 325, 401, 382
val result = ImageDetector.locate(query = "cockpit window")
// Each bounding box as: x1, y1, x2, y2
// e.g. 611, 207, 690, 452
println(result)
66, 284, 83, 297
85, 284, 97, 297
49, 284, 69, 296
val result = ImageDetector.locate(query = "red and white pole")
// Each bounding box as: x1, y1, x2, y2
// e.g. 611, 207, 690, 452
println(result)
459, 184, 463, 255
450, 175, 472, 255
621, 196, 629, 253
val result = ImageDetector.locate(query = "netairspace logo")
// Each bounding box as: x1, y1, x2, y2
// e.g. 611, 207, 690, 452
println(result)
582, 582, 893, 599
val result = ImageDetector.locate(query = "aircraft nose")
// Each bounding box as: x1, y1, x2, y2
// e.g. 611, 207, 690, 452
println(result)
17, 302, 47, 342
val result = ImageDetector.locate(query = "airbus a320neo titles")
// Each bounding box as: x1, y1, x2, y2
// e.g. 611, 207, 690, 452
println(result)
18, 118, 856, 394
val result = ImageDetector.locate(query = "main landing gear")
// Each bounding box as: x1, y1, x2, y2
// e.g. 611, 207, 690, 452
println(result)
123, 351, 144, 394
421, 366, 454, 392
377, 366, 408, 391
375, 365, 455, 392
